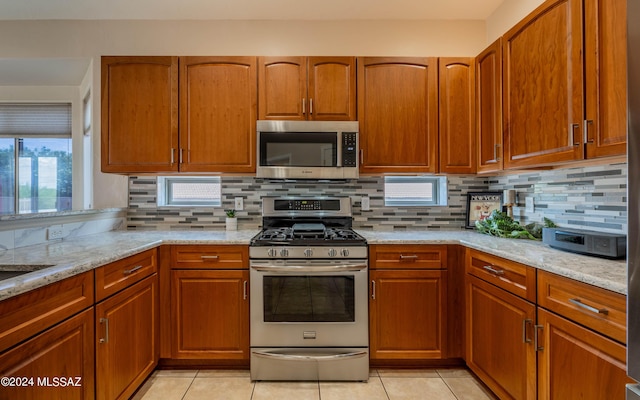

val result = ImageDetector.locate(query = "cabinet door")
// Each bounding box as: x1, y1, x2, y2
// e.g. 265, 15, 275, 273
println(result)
180, 56, 257, 173
358, 57, 438, 173
476, 39, 504, 173
537, 308, 632, 400
503, 0, 584, 169
584, 0, 627, 158
171, 269, 249, 360
258, 56, 307, 120
307, 57, 356, 121
96, 275, 158, 400
101, 56, 179, 173
439, 57, 476, 174
466, 274, 536, 400
0, 308, 95, 400
369, 269, 446, 361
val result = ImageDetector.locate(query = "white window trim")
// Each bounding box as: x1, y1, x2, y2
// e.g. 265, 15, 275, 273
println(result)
384, 176, 448, 207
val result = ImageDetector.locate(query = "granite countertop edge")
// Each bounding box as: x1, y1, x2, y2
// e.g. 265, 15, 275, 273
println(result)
0, 229, 627, 301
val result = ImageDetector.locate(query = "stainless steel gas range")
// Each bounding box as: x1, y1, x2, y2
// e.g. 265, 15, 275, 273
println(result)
249, 196, 369, 381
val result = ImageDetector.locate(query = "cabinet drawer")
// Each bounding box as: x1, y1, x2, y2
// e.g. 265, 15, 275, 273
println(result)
171, 245, 248, 270
369, 245, 447, 270
95, 248, 157, 302
537, 271, 626, 344
466, 249, 536, 302
0, 271, 94, 353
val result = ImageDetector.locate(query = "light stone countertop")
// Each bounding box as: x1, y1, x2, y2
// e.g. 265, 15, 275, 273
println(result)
0, 230, 259, 301
0, 229, 627, 302
358, 230, 627, 295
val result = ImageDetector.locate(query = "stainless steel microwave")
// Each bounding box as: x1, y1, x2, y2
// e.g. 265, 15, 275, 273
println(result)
256, 120, 359, 180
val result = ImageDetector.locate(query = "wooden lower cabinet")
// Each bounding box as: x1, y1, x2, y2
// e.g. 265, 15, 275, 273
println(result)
0, 308, 95, 400
95, 274, 158, 400
537, 308, 631, 400
466, 274, 537, 400
171, 269, 249, 360
369, 269, 447, 361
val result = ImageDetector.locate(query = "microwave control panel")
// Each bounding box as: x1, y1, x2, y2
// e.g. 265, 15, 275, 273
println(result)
342, 132, 358, 167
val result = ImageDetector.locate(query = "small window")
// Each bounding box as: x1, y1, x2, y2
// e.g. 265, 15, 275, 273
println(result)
384, 176, 447, 206
157, 177, 221, 207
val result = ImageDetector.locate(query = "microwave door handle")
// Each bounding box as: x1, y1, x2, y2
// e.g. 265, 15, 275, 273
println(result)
251, 264, 367, 273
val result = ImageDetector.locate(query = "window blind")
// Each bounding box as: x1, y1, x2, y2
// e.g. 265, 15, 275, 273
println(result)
0, 103, 72, 138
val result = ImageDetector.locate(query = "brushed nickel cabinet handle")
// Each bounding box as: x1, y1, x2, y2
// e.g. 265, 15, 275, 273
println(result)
309, 98, 313, 114
534, 324, 544, 351
569, 298, 609, 315
170, 148, 175, 165
360, 149, 364, 164
494, 143, 501, 161
179, 148, 184, 164
571, 123, 581, 146
483, 265, 505, 276
201, 255, 219, 260
243, 280, 248, 300
302, 98, 306, 115
400, 254, 419, 260
371, 280, 376, 299
522, 319, 533, 344
123, 265, 143, 275
99, 318, 109, 344
584, 119, 594, 143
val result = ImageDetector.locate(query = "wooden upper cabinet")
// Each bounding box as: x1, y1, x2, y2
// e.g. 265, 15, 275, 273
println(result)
101, 56, 179, 173
258, 57, 306, 120
307, 57, 356, 121
476, 39, 504, 173
503, 0, 585, 169
358, 57, 438, 174
180, 56, 257, 173
439, 57, 476, 174
584, 0, 627, 158
258, 56, 356, 121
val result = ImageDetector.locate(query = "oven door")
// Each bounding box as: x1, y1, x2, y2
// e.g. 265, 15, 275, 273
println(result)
250, 259, 368, 348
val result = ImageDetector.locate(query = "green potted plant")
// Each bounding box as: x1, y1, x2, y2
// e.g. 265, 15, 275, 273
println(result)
225, 209, 237, 231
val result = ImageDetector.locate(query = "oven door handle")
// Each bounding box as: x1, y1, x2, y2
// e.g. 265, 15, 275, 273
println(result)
251, 350, 368, 361
250, 264, 367, 273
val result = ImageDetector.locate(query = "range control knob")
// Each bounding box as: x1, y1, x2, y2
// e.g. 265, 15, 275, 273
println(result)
328, 248, 337, 257
340, 248, 350, 257
304, 248, 314, 258
267, 248, 277, 257
280, 248, 289, 257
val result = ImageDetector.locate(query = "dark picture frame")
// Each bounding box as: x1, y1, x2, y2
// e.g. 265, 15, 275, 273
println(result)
465, 192, 503, 229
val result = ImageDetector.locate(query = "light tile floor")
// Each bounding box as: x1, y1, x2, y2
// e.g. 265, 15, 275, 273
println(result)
131, 368, 497, 400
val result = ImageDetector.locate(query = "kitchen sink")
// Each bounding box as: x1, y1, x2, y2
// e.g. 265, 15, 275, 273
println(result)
0, 264, 54, 281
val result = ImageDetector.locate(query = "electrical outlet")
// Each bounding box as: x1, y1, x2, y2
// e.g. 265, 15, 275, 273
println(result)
525, 197, 535, 213
47, 225, 64, 241
234, 197, 244, 211
361, 196, 370, 211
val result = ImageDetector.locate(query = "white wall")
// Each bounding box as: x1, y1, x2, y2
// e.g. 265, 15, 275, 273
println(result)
0, 19, 488, 209
485, 0, 546, 43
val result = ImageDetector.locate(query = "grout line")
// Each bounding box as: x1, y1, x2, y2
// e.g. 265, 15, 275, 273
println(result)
376, 372, 392, 400
179, 371, 197, 400
439, 376, 461, 400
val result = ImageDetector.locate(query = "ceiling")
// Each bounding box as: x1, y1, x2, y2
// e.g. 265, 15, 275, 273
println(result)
0, 0, 505, 21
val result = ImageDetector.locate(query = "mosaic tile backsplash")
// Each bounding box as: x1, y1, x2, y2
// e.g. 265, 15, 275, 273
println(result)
127, 162, 627, 235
